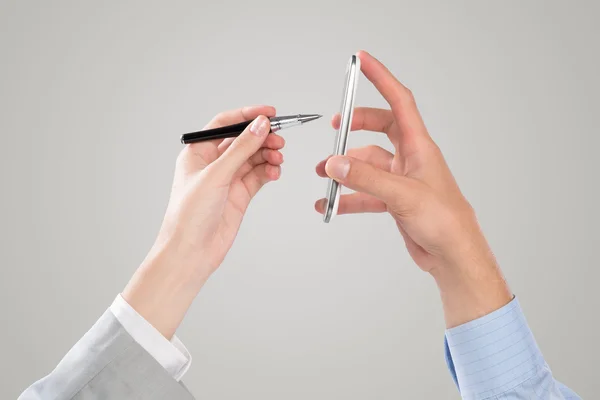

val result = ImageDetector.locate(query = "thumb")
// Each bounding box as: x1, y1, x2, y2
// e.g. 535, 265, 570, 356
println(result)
325, 155, 422, 215
209, 115, 271, 182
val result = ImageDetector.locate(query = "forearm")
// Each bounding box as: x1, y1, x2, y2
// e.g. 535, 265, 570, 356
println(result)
431, 234, 513, 329
122, 243, 208, 340
435, 232, 579, 398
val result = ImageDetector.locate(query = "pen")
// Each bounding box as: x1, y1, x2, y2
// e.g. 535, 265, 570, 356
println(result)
180, 114, 322, 144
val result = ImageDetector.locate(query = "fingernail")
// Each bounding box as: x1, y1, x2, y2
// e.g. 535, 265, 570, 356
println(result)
250, 116, 269, 137
327, 157, 350, 180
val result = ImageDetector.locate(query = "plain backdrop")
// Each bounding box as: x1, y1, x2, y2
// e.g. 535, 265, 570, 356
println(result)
1, 1, 598, 398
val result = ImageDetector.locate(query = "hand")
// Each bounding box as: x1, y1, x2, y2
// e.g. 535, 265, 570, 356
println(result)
315, 52, 512, 327
123, 106, 285, 338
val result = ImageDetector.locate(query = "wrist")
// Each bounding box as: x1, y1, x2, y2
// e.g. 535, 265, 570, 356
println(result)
430, 246, 512, 329
122, 243, 210, 339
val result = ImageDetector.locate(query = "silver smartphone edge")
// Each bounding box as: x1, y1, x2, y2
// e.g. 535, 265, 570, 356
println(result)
324, 55, 360, 223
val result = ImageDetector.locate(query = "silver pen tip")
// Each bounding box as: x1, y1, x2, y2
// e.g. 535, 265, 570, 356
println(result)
298, 114, 323, 124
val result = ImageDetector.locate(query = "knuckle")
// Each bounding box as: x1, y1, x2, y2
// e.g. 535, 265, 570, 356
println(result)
404, 87, 415, 103
363, 145, 386, 165
417, 137, 442, 160
365, 144, 381, 154
213, 111, 227, 122
347, 158, 366, 178
207, 112, 229, 128
426, 140, 442, 157
176, 146, 191, 166
459, 198, 477, 219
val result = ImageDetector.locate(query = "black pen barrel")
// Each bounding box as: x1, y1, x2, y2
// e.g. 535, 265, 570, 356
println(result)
180, 120, 252, 144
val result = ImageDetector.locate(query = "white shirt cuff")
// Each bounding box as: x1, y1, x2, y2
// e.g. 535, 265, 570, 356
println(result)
109, 294, 192, 381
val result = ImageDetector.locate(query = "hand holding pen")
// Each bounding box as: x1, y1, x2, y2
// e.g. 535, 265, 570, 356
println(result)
127, 105, 298, 338
132, 107, 323, 338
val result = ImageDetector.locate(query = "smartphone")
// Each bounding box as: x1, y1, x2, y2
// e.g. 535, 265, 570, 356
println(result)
323, 55, 360, 223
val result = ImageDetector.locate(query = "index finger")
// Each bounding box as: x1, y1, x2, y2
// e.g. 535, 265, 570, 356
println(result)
186, 105, 277, 166
356, 51, 428, 140
204, 105, 276, 129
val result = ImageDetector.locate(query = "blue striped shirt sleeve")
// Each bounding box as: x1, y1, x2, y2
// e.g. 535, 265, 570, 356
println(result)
444, 297, 580, 399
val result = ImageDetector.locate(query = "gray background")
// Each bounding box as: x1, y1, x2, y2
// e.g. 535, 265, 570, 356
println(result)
0, 1, 598, 398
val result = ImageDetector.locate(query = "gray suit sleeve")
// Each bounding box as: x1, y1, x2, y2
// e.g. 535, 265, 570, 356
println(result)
18, 310, 195, 400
